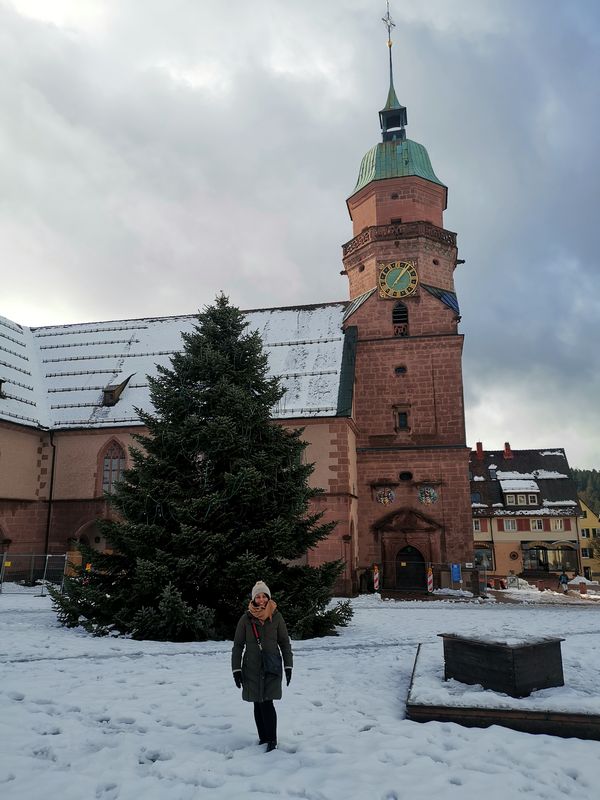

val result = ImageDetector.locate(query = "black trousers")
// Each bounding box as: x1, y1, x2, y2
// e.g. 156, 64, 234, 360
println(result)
253, 700, 277, 743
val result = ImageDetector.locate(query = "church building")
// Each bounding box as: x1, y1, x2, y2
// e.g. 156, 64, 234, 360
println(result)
0, 25, 474, 595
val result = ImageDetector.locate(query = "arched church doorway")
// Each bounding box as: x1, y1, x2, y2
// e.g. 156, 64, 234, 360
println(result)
395, 546, 426, 590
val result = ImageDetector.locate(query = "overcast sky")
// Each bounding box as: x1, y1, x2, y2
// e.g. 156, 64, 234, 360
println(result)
1, 0, 599, 468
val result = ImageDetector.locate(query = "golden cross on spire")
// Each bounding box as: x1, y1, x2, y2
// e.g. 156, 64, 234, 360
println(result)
382, 1, 395, 48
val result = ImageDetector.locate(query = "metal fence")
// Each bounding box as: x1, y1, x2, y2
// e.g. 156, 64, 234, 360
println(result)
0, 553, 67, 596
366, 561, 488, 597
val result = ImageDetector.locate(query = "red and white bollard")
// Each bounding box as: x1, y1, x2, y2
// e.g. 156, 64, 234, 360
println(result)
427, 567, 434, 593
373, 564, 380, 592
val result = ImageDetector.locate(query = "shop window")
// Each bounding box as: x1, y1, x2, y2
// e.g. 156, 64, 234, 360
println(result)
474, 544, 494, 570
523, 546, 548, 571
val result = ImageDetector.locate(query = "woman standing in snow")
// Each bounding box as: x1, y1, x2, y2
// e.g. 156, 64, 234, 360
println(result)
231, 581, 293, 752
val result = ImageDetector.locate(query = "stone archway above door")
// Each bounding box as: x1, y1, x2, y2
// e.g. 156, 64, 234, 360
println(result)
373, 507, 443, 592
373, 507, 440, 535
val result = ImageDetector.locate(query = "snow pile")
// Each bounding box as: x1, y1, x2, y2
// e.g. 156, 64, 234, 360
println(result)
1, 595, 600, 799
568, 575, 599, 586
499, 479, 539, 492
543, 500, 579, 507
432, 588, 474, 598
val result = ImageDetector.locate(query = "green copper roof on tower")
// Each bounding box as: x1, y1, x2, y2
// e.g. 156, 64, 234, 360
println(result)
349, 3, 445, 197
353, 139, 443, 194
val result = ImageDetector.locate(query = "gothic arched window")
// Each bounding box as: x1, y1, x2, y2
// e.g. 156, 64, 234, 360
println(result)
392, 302, 409, 337
102, 442, 125, 494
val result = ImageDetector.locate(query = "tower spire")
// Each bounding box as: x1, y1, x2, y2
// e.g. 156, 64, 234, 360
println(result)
379, 1, 407, 141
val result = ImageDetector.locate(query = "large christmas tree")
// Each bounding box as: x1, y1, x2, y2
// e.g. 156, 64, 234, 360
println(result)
51, 295, 351, 640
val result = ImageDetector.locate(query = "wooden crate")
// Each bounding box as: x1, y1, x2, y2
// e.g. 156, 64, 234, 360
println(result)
438, 633, 564, 698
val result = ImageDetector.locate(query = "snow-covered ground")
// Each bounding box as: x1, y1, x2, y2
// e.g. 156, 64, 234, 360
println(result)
1, 593, 599, 800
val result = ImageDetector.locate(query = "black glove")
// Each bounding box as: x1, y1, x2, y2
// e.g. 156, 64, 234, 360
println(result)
285, 668, 292, 686
233, 672, 242, 689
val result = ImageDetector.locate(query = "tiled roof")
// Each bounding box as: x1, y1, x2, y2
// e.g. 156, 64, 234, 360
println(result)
469, 448, 581, 517
0, 302, 350, 430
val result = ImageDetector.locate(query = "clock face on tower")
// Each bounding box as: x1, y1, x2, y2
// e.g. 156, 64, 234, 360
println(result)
378, 261, 419, 299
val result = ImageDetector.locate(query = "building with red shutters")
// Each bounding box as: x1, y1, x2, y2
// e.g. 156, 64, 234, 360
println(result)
470, 443, 582, 587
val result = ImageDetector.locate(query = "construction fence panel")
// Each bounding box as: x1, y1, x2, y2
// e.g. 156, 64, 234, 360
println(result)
0, 553, 67, 596
371, 560, 487, 597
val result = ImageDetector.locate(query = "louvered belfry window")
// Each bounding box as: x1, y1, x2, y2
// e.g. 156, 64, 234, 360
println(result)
102, 442, 125, 494
392, 302, 409, 337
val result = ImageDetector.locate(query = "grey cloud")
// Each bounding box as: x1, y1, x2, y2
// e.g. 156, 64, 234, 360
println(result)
1, 0, 599, 465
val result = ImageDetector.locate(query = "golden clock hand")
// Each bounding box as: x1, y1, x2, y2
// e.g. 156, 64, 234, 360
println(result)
391, 265, 409, 288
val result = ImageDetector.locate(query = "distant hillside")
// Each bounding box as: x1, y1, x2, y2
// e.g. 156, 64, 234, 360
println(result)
572, 468, 600, 515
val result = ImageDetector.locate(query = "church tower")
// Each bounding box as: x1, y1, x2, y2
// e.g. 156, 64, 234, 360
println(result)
343, 5, 473, 592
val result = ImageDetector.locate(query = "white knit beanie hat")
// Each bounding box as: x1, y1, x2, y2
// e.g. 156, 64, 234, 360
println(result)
251, 581, 271, 600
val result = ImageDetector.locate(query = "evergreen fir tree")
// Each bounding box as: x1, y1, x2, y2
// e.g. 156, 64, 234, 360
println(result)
51, 295, 351, 640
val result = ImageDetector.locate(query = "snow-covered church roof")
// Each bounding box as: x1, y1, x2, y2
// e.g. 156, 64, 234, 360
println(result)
0, 302, 352, 430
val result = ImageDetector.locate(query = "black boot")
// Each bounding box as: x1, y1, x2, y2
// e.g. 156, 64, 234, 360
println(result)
266, 741, 277, 752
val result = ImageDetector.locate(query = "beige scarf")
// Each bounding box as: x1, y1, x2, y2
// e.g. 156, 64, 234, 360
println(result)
247, 598, 277, 623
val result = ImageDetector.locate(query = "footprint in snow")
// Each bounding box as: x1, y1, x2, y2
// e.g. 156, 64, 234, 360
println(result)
138, 747, 173, 764
310, 700, 322, 707
32, 745, 57, 762
34, 725, 62, 736
200, 776, 225, 789
95, 782, 119, 799
8, 691, 25, 701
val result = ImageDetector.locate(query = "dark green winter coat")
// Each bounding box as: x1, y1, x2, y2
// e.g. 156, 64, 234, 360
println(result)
231, 610, 293, 703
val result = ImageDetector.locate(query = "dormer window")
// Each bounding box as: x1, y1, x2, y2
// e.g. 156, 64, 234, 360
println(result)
505, 494, 515, 505
528, 494, 537, 505
517, 494, 527, 505
102, 374, 134, 407
471, 492, 481, 503
489, 467, 497, 480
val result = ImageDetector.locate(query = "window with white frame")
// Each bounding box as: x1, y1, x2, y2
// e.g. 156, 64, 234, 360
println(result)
504, 519, 517, 531
505, 494, 515, 505
530, 519, 544, 532
550, 518, 564, 531
581, 529, 590, 538
528, 494, 537, 504
593, 529, 599, 538
582, 548, 592, 559
473, 519, 481, 532
517, 494, 526, 505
